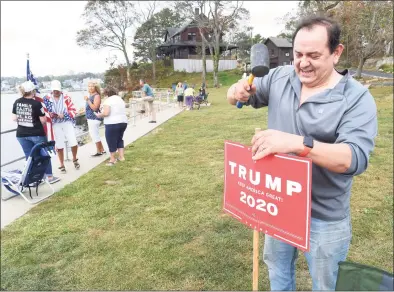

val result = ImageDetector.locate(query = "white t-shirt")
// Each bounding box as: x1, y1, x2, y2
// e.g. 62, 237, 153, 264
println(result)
103, 95, 128, 125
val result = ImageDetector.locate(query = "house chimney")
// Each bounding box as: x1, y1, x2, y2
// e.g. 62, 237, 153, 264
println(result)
195, 8, 199, 16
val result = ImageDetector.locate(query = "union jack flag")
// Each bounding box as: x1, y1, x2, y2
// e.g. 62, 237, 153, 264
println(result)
27, 54, 54, 141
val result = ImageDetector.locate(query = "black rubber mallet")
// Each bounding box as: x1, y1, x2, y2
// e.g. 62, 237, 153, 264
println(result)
237, 43, 270, 108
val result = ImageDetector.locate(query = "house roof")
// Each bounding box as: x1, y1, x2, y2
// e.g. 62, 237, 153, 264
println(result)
171, 21, 193, 38
158, 41, 237, 50
166, 27, 179, 38
265, 37, 292, 48
166, 14, 210, 39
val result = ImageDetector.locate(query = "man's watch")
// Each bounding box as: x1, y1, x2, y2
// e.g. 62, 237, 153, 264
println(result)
298, 136, 314, 157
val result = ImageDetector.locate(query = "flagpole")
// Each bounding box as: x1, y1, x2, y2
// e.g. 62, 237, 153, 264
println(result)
26, 53, 30, 81
26, 52, 53, 141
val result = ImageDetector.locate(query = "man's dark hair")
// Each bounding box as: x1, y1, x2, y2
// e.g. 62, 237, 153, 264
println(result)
104, 86, 118, 97
292, 15, 341, 54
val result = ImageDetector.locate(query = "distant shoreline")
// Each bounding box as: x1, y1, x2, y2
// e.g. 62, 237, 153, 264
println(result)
1, 89, 85, 95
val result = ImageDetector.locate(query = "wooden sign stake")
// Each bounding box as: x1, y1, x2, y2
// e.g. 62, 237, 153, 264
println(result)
253, 128, 261, 291
253, 229, 259, 291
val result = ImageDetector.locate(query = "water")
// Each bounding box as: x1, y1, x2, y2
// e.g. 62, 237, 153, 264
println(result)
1, 91, 87, 166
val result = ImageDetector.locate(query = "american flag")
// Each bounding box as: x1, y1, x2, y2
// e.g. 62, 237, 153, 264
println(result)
26, 55, 40, 94
27, 54, 54, 141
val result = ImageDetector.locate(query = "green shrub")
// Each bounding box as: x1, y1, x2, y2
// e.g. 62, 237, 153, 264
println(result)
378, 64, 394, 73
105, 61, 245, 90
123, 92, 133, 101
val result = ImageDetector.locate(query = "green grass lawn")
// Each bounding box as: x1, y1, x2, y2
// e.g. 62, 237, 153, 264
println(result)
154, 67, 243, 88
1, 86, 392, 290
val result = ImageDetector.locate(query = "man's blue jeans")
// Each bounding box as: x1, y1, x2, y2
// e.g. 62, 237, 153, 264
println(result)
263, 215, 352, 291
17, 136, 53, 176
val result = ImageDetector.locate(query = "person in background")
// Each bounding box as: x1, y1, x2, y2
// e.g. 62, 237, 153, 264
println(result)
167, 87, 174, 103
12, 80, 60, 184
184, 85, 195, 110
33, 90, 55, 143
199, 84, 206, 100
140, 79, 156, 123
84, 80, 106, 157
175, 82, 184, 108
95, 86, 128, 166
43, 80, 80, 173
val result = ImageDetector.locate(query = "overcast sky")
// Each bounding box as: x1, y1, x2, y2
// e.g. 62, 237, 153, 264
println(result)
1, 1, 299, 78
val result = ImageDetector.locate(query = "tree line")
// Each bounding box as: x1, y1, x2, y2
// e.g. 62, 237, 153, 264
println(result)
76, 0, 254, 89
76, 0, 393, 90
280, 0, 393, 77
1, 72, 104, 87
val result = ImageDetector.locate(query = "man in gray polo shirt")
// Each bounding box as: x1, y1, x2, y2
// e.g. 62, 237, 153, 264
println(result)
227, 16, 377, 290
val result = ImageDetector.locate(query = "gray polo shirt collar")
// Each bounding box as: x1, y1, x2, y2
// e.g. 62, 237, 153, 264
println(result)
289, 69, 350, 105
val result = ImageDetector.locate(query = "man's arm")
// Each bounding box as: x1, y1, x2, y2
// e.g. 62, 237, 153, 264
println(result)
332, 90, 378, 175
250, 130, 352, 173
297, 137, 353, 173
299, 107, 376, 174
226, 79, 258, 106
251, 90, 378, 175
227, 69, 276, 108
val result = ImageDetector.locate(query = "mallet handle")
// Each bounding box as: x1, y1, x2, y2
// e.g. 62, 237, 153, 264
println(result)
236, 74, 255, 109
248, 74, 255, 86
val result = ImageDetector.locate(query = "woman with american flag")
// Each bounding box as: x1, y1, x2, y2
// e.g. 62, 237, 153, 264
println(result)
43, 80, 80, 173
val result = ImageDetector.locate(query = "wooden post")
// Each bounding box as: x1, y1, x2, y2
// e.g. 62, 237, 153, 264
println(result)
253, 127, 262, 291
253, 229, 259, 291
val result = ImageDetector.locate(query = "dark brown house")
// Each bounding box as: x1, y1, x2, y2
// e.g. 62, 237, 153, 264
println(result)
157, 9, 237, 60
264, 37, 293, 68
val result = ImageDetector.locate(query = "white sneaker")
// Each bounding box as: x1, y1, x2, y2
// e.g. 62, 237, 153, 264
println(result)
47, 176, 61, 184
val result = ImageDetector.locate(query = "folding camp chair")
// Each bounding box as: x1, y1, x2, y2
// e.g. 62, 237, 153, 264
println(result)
1, 141, 57, 204
193, 93, 209, 110
336, 261, 394, 291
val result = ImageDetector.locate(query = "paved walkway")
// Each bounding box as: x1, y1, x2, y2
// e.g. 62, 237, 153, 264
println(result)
1, 103, 183, 229
348, 68, 393, 79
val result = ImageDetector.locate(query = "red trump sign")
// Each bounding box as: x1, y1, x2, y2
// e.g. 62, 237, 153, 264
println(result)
223, 141, 312, 252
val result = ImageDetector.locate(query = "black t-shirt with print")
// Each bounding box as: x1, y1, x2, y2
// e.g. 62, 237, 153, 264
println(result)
12, 97, 46, 137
